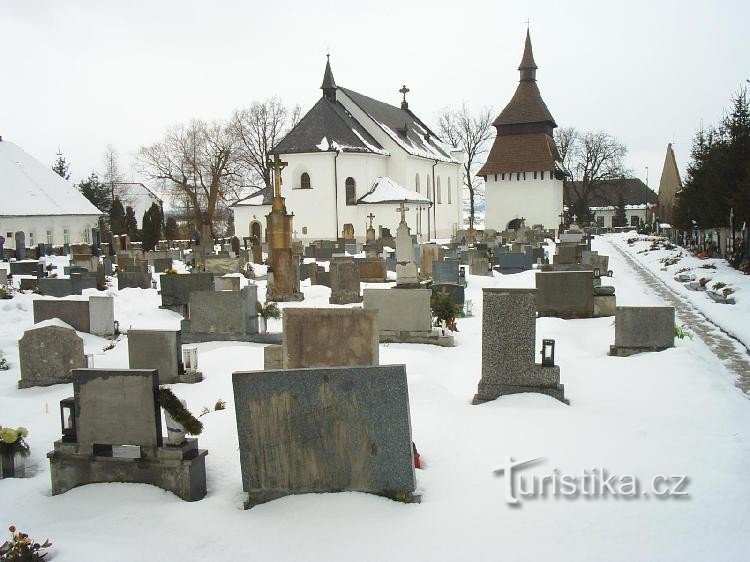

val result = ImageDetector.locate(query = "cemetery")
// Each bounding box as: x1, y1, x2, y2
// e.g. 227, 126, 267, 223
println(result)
1, 9, 748, 558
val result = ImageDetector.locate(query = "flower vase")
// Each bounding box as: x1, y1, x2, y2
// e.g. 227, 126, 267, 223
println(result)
164, 400, 187, 446
0, 447, 25, 479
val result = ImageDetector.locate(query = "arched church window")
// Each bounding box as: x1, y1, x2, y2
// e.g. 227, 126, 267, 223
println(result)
300, 172, 311, 189
436, 177, 442, 204
448, 177, 452, 204
534, 171, 538, 179
540, 171, 545, 180
415, 174, 420, 193
345, 177, 356, 205
427, 176, 432, 200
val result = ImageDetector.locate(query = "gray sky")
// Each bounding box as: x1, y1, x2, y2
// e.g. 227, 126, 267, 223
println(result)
1, 0, 747, 193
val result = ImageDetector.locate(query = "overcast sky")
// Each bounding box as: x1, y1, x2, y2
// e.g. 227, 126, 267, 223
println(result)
1, 0, 747, 195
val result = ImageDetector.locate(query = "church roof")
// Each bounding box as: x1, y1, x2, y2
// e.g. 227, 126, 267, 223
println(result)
478, 132, 560, 176
232, 186, 273, 207
0, 139, 103, 217
272, 97, 386, 155
564, 178, 658, 207
493, 30, 557, 128
339, 87, 457, 162
357, 176, 431, 205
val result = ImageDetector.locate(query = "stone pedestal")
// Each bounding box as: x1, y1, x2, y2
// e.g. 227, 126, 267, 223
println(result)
609, 306, 675, 356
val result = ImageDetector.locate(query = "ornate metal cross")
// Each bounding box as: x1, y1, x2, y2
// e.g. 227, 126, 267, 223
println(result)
396, 201, 409, 224
367, 213, 375, 229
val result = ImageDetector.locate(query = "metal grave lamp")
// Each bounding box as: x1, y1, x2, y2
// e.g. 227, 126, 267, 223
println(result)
541, 339, 556, 367
60, 397, 77, 443
607, 270, 614, 278
593, 267, 601, 279
183, 346, 199, 373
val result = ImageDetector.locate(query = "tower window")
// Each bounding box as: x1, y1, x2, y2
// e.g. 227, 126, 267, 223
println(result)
540, 171, 545, 180
501, 173, 505, 180
533, 171, 538, 179
448, 177, 452, 204
436, 177, 442, 204
516, 173, 520, 181
427, 176, 432, 200
345, 177, 356, 205
415, 174, 420, 193
300, 172, 311, 189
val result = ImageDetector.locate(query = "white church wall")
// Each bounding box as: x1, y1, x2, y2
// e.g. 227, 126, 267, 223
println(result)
336, 152, 388, 237
484, 172, 563, 230
283, 152, 338, 240
1, 214, 100, 249
232, 204, 271, 242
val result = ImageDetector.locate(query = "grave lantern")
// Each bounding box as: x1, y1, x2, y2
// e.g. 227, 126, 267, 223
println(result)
607, 270, 614, 278
183, 346, 199, 372
541, 339, 556, 367
459, 267, 466, 278
60, 398, 77, 442
151, 279, 158, 289
593, 267, 601, 279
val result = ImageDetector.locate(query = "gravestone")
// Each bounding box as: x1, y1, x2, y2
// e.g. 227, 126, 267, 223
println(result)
553, 244, 579, 266
232, 364, 416, 508
152, 257, 173, 273
419, 244, 443, 280
363, 288, 453, 346
470, 256, 491, 276
432, 283, 465, 307
10, 260, 43, 277
432, 259, 460, 285
203, 255, 240, 275
282, 308, 378, 368
19, 278, 39, 291
536, 271, 594, 318
47, 369, 208, 501
33, 300, 91, 333
160, 272, 215, 313
609, 307, 675, 356
494, 252, 534, 274
18, 322, 87, 388
128, 329, 200, 384
214, 275, 241, 291
181, 285, 260, 343
14, 232, 26, 260
0, 269, 6, 285
329, 257, 362, 305
357, 258, 387, 282
38, 274, 97, 297
473, 288, 567, 404
89, 296, 115, 337
118, 270, 151, 290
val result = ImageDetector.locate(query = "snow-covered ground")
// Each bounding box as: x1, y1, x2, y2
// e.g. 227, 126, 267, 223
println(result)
1, 237, 748, 561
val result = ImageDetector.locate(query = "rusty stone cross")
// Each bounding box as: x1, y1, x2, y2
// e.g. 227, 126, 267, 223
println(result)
268, 154, 288, 199
396, 201, 409, 224
367, 213, 375, 229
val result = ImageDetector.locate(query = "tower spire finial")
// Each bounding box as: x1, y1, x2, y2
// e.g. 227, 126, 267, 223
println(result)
518, 28, 538, 81
321, 54, 337, 102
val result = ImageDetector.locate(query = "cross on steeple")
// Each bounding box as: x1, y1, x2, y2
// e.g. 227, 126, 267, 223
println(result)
396, 201, 409, 224
399, 85, 410, 110
367, 213, 376, 229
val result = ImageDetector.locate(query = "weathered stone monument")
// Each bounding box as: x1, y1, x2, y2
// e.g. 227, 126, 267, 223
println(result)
232, 364, 416, 507
47, 369, 208, 501
609, 306, 675, 356
473, 288, 567, 404
274, 308, 379, 368
363, 288, 453, 346
214, 275, 241, 292
328, 257, 362, 305
18, 322, 87, 388
128, 329, 201, 384
160, 272, 215, 314
266, 155, 304, 302
181, 285, 263, 343
419, 243, 443, 280
33, 295, 114, 336
536, 271, 594, 318
117, 270, 151, 290
38, 274, 97, 297
395, 203, 419, 287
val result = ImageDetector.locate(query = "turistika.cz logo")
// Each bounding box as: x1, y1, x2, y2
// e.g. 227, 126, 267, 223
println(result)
492, 457, 689, 505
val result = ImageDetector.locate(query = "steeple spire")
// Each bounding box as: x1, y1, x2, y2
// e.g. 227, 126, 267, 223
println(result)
518, 29, 538, 81
321, 54, 337, 102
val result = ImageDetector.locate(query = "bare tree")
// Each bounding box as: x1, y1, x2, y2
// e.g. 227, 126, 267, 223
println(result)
230, 97, 301, 192
102, 144, 124, 203
554, 128, 630, 223
436, 104, 494, 229
137, 120, 241, 235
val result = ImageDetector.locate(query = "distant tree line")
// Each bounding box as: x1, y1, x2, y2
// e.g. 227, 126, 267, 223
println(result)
673, 86, 750, 234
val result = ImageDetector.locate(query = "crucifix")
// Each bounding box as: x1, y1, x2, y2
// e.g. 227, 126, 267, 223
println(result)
572, 214, 578, 224
367, 213, 376, 230
396, 201, 409, 224
268, 154, 288, 199
399, 85, 410, 104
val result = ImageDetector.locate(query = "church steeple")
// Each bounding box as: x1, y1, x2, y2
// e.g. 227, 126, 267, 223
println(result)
518, 29, 538, 81
321, 54, 337, 102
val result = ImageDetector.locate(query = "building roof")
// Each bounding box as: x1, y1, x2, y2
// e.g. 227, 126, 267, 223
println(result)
493, 31, 557, 128
478, 132, 560, 176
272, 97, 386, 155
340, 87, 456, 162
232, 186, 273, 207
357, 176, 432, 205
0, 139, 103, 217
564, 178, 658, 207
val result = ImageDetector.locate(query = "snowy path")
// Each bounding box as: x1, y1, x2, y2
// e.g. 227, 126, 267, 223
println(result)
605, 239, 750, 393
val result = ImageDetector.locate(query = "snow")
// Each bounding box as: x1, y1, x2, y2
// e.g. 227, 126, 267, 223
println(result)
0, 140, 102, 217
358, 176, 431, 205
373, 119, 457, 163
351, 128, 390, 156
316, 137, 330, 151
1, 237, 749, 561
610, 232, 750, 349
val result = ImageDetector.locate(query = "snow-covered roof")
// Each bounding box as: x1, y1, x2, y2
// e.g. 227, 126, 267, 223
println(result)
589, 204, 654, 211
232, 187, 273, 207
357, 176, 432, 205
0, 140, 103, 217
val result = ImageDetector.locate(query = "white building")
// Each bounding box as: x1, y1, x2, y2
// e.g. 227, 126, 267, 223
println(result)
113, 182, 163, 227
479, 30, 564, 231
232, 58, 464, 243
564, 178, 658, 228
0, 137, 102, 250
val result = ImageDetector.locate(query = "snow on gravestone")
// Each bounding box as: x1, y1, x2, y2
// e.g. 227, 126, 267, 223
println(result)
232, 365, 416, 508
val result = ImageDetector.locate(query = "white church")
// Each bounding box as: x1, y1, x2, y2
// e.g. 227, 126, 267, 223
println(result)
233, 57, 465, 243
479, 30, 565, 231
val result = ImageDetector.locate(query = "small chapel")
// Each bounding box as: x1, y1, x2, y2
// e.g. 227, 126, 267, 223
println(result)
232, 57, 465, 243
479, 30, 565, 231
